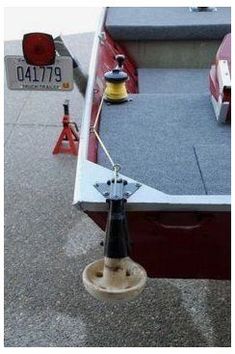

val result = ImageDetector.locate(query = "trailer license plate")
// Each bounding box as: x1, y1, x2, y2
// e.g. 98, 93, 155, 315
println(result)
5, 55, 74, 91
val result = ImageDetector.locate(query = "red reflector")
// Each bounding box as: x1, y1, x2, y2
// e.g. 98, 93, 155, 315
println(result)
23, 33, 55, 66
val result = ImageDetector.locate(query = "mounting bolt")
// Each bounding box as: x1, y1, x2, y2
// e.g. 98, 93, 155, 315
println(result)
95, 183, 99, 187
135, 183, 141, 188
103, 191, 109, 197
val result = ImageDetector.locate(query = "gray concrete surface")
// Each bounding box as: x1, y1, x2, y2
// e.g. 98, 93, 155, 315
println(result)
4, 34, 230, 347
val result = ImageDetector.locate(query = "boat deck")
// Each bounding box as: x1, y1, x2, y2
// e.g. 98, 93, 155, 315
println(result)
97, 7, 231, 196
95, 7, 231, 195
138, 69, 209, 94
97, 69, 230, 195
106, 7, 231, 40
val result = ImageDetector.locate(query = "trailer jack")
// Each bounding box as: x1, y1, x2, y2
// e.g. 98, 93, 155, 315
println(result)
83, 178, 147, 301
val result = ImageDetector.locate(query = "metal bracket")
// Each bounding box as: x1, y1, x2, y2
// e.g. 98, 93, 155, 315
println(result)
211, 95, 230, 124
98, 32, 106, 45
54, 35, 88, 95
217, 60, 231, 92
94, 179, 141, 200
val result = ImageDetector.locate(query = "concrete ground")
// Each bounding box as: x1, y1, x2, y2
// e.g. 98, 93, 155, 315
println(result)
4, 33, 231, 347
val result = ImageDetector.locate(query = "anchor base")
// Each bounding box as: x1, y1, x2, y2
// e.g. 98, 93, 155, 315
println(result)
83, 257, 147, 302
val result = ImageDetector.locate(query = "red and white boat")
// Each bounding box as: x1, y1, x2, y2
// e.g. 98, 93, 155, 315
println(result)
72, 7, 231, 299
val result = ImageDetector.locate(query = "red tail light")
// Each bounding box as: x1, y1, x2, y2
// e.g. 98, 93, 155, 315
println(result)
22, 33, 55, 66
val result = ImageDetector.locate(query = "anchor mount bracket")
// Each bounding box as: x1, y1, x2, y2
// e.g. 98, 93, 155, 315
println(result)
94, 179, 141, 200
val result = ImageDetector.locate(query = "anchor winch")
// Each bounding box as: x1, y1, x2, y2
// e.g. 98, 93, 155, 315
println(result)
104, 54, 129, 103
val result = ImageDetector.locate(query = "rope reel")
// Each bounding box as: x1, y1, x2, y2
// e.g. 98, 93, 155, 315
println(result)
104, 54, 129, 103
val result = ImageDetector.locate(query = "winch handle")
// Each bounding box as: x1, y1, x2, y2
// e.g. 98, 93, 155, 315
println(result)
115, 54, 125, 69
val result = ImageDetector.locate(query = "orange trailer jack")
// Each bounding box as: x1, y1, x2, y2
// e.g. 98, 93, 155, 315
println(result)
53, 100, 79, 156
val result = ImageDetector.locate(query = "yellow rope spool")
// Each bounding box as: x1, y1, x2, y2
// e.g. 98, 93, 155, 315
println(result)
104, 55, 129, 103
104, 80, 128, 102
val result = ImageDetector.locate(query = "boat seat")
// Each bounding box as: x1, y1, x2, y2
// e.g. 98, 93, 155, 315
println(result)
106, 7, 231, 41
138, 68, 209, 94
97, 94, 230, 195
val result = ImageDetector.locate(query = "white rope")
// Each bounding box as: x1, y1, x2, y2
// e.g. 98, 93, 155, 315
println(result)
93, 129, 115, 167
93, 94, 105, 130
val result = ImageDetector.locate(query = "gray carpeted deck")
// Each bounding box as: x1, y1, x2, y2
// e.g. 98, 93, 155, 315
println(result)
98, 93, 230, 195
194, 144, 231, 195
138, 69, 209, 94
106, 7, 231, 41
